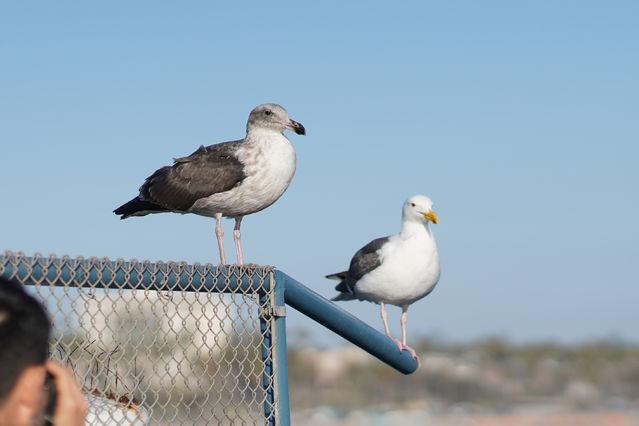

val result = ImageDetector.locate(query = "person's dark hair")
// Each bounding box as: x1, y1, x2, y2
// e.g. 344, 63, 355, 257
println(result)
0, 276, 51, 401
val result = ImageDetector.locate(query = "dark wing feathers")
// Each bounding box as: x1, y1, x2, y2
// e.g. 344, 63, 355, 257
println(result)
138, 140, 247, 211
348, 237, 389, 282
328, 236, 390, 297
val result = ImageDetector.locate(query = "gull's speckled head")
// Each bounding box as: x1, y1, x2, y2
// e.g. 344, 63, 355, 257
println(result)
246, 103, 306, 136
403, 195, 438, 224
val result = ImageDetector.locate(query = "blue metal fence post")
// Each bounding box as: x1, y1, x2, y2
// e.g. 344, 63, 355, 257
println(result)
259, 292, 275, 425
273, 271, 290, 425
260, 271, 290, 425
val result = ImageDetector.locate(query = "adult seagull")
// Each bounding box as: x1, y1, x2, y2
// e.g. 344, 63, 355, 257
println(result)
114, 103, 306, 265
326, 195, 440, 359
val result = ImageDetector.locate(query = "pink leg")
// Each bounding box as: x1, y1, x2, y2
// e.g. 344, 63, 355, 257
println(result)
381, 303, 404, 352
233, 217, 244, 266
401, 307, 408, 346
380, 303, 392, 337
215, 213, 226, 265
401, 306, 419, 361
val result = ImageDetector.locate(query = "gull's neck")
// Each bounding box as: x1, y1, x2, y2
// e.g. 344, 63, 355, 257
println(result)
246, 126, 285, 141
399, 219, 431, 240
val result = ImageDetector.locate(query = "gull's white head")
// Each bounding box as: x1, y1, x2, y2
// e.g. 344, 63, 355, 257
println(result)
402, 195, 438, 225
246, 103, 306, 136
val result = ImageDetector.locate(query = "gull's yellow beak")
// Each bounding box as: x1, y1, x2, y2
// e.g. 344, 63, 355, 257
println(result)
423, 210, 438, 224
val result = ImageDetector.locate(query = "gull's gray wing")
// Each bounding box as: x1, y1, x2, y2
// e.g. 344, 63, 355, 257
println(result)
139, 140, 247, 211
348, 237, 390, 282
328, 236, 390, 298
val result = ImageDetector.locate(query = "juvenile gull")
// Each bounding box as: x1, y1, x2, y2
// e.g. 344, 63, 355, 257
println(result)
326, 195, 440, 359
114, 103, 306, 265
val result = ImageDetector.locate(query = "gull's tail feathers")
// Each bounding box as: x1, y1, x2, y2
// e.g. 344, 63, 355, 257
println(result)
114, 197, 169, 219
331, 293, 356, 302
325, 271, 348, 281
328, 278, 356, 302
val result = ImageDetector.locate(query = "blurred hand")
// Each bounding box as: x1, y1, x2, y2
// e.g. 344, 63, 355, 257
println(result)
45, 361, 87, 426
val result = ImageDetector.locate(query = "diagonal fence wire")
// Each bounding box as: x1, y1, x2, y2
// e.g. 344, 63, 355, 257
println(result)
0, 251, 277, 425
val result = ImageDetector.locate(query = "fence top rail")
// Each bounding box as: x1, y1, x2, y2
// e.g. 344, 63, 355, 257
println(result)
0, 251, 273, 294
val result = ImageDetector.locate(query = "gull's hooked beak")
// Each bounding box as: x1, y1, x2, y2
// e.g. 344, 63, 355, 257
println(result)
287, 119, 306, 135
423, 210, 438, 224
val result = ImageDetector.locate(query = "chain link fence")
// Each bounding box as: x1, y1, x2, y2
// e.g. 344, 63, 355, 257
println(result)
0, 251, 279, 425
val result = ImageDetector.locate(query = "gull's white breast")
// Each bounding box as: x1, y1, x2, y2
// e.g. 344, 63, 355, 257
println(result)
190, 131, 296, 217
355, 233, 440, 307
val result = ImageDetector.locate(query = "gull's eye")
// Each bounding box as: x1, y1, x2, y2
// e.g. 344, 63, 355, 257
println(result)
264, 110, 272, 116
410, 202, 416, 207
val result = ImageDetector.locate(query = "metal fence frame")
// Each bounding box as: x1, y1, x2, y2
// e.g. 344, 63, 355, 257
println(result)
1, 252, 418, 425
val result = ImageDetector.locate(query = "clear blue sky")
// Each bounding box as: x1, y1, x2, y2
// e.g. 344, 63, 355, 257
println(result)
1, 1, 637, 344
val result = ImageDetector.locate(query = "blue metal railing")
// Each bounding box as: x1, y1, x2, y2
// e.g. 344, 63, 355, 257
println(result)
1, 254, 418, 425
